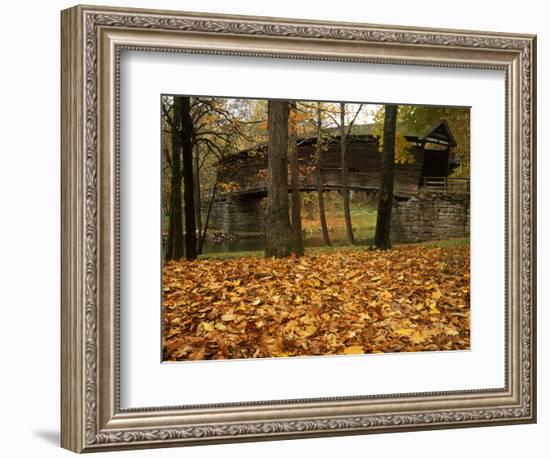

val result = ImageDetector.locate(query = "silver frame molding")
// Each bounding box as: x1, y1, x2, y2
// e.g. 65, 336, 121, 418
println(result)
61, 4, 537, 453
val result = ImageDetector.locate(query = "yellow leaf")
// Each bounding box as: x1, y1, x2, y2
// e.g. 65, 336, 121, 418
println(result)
299, 314, 314, 325
187, 347, 206, 360
395, 328, 413, 337
343, 345, 364, 355
200, 321, 213, 332
425, 299, 440, 314
444, 328, 460, 336
410, 331, 426, 344
297, 324, 317, 337
214, 322, 227, 331
346, 270, 362, 279
221, 313, 236, 322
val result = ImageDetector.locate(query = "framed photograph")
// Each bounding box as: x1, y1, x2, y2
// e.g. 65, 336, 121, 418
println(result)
61, 4, 536, 453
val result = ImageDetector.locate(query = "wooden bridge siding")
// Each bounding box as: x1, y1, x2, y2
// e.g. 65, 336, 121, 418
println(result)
218, 154, 266, 190
218, 142, 425, 197
395, 147, 425, 194
299, 143, 424, 195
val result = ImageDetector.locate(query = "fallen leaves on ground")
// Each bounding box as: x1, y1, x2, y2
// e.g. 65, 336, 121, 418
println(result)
162, 245, 470, 361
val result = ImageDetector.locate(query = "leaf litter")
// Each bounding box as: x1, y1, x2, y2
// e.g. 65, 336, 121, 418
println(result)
162, 245, 470, 361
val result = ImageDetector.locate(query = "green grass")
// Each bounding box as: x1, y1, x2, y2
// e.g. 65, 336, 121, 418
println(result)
198, 237, 470, 260
301, 202, 377, 244
199, 246, 366, 260
199, 250, 264, 260
304, 243, 372, 256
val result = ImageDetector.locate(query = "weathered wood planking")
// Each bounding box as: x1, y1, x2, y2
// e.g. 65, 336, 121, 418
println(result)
219, 136, 426, 197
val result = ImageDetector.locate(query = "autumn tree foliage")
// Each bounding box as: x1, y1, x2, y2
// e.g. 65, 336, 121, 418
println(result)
265, 100, 294, 258
371, 104, 470, 170
399, 105, 470, 174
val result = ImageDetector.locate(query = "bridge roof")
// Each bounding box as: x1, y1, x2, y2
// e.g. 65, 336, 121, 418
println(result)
404, 120, 457, 147
221, 132, 378, 163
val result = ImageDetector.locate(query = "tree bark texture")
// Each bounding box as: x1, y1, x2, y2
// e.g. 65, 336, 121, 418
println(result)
165, 97, 184, 261
199, 174, 219, 254
340, 103, 355, 245
316, 103, 331, 246
265, 100, 294, 258
289, 103, 304, 256
306, 196, 315, 220
193, 144, 202, 254
374, 104, 398, 250
181, 96, 198, 260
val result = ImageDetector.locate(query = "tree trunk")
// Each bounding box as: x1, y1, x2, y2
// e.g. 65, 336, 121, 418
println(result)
316, 103, 331, 246
199, 175, 219, 254
165, 98, 184, 261
340, 103, 355, 245
374, 104, 398, 250
193, 144, 202, 254
289, 103, 304, 256
265, 100, 294, 258
306, 195, 315, 220
181, 96, 198, 260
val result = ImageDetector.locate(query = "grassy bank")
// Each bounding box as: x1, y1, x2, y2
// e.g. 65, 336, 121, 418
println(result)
198, 237, 470, 260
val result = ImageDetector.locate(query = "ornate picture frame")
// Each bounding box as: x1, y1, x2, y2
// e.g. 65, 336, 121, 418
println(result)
61, 4, 536, 453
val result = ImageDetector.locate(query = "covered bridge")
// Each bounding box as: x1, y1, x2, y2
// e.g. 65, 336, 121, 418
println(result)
209, 121, 466, 235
